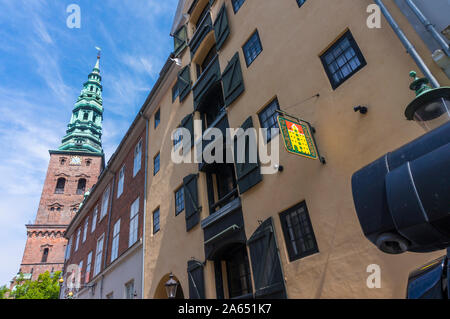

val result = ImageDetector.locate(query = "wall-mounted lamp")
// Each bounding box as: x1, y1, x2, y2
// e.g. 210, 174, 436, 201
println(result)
354, 106, 368, 114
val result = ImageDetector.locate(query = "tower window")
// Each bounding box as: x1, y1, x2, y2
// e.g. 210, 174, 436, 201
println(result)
83, 112, 89, 120
41, 248, 49, 263
77, 178, 87, 195
55, 178, 66, 194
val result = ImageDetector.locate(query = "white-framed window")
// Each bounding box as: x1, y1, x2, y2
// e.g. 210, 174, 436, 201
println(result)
129, 198, 140, 247
85, 251, 92, 283
75, 228, 81, 251
117, 166, 125, 198
91, 207, 98, 233
125, 280, 135, 299
82, 217, 89, 243
94, 234, 104, 276
65, 236, 73, 260
100, 186, 111, 220
133, 140, 142, 177
111, 219, 121, 262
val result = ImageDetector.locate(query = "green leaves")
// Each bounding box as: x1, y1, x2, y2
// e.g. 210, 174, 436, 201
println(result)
10, 271, 61, 299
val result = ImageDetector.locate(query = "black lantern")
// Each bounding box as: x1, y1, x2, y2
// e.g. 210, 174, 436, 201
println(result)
165, 273, 178, 299
405, 71, 450, 131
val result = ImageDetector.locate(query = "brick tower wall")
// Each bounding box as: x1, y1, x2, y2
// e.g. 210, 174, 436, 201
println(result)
17, 152, 103, 281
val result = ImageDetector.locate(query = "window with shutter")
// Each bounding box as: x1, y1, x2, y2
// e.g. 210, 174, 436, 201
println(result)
234, 116, 262, 194
247, 217, 287, 299
173, 25, 188, 57
221, 52, 245, 107
178, 65, 192, 102
213, 4, 230, 50
187, 260, 205, 299
183, 174, 200, 231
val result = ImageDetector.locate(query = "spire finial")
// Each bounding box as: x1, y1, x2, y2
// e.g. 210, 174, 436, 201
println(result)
95, 46, 101, 60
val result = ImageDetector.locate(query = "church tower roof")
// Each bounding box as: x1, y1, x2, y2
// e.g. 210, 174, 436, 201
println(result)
55, 51, 104, 155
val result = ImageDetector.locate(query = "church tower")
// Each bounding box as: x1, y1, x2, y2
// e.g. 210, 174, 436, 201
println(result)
16, 53, 105, 282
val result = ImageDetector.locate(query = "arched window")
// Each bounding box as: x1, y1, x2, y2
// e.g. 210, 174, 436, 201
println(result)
55, 178, 66, 194
41, 248, 49, 263
77, 178, 86, 195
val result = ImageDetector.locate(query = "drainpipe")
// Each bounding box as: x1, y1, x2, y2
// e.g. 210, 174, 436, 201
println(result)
374, 0, 440, 88
405, 0, 450, 56
140, 112, 149, 299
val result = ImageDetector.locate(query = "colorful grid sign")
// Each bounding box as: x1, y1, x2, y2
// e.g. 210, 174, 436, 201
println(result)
277, 116, 318, 160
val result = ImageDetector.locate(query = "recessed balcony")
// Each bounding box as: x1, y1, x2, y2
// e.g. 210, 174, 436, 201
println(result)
189, 12, 213, 57
192, 55, 221, 110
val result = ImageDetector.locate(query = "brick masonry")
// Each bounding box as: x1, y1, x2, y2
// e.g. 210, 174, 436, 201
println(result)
65, 129, 145, 286
17, 153, 103, 281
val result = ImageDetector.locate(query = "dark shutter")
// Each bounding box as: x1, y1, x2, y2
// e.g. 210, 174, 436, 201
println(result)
173, 25, 188, 57
221, 52, 244, 107
178, 65, 191, 102
247, 217, 287, 299
184, 174, 200, 231
234, 116, 262, 194
213, 4, 230, 50
181, 113, 194, 151
187, 260, 205, 299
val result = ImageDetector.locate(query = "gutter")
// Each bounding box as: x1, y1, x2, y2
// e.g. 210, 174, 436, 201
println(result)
405, 0, 450, 56
374, 0, 440, 88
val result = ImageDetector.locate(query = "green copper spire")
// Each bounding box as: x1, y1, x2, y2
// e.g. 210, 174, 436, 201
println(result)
58, 51, 104, 154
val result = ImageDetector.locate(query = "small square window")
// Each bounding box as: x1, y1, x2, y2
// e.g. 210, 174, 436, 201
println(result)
296, 0, 306, 7
258, 98, 280, 143
243, 30, 263, 67
153, 208, 160, 234
279, 201, 319, 262
175, 187, 184, 215
231, 0, 246, 13
154, 109, 160, 129
320, 30, 367, 90
153, 153, 160, 176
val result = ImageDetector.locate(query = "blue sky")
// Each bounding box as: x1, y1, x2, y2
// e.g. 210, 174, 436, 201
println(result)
0, 0, 178, 286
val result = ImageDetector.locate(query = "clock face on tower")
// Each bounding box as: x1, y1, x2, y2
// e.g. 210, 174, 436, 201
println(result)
70, 156, 82, 165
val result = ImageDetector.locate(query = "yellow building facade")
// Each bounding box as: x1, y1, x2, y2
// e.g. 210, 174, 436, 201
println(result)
141, 0, 450, 299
